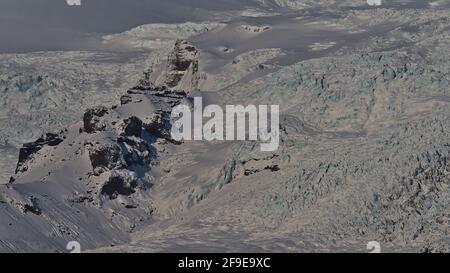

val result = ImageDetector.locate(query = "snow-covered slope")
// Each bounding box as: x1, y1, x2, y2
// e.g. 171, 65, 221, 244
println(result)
0, 0, 449, 253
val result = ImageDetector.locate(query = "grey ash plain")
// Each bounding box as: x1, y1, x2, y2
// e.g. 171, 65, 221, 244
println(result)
0, 0, 449, 253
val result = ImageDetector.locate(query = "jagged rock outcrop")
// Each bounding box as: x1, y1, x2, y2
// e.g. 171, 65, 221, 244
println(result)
168, 39, 198, 73
101, 170, 139, 200
15, 133, 64, 174
88, 143, 124, 175
157, 39, 199, 91
117, 136, 155, 167
83, 106, 109, 134
118, 116, 143, 137
239, 25, 271, 33
22, 197, 42, 216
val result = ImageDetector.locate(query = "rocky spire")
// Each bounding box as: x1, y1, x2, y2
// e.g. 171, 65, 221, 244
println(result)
157, 39, 200, 92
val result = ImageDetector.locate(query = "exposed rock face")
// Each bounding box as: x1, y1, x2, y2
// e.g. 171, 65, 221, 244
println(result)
88, 143, 124, 175
117, 136, 155, 166
239, 25, 271, 33
101, 170, 139, 200
136, 70, 155, 90
81, 86, 187, 179
22, 197, 42, 216
83, 107, 109, 133
159, 39, 199, 90
169, 39, 197, 71
15, 133, 64, 174
143, 112, 173, 140
120, 95, 133, 105
119, 116, 143, 137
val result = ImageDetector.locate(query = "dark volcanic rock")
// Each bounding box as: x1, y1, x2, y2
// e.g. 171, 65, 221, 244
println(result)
117, 136, 155, 166
143, 113, 172, 140
163, 39, 199, 88
22, 197, 42, 216
15, 133, 63, 174
119, 116, 143, 137
120, 95, 133, 105
134, 70, 155, 90
88, 143, 124, 175
169, 39, 198, 71
83, 106, 109, 133
101, 170, 138, 200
